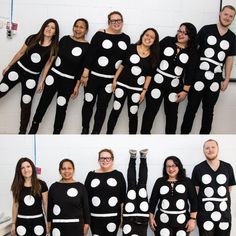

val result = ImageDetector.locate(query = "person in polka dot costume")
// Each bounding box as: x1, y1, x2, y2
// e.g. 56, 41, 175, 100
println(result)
107, 28, 160, 134
192, 139, 236, 236
149, 156, 198, 236
141, 22, 198, 134
28, 18, 90, 134
47, 158, 90, 236
84, 149, 126, 235
181, 5, 236, 134
80, 11, 130, 134
0, 18, 59, 134
122, 149, 149, 236
10, 157, 48, 236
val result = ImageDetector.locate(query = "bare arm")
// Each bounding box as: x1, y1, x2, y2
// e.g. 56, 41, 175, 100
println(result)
221, 56, 234, 91
42, 191, 49, 234
176, 85, 190, 103
80, 68, 90, 87
112, 64, 124, 92
71, 80, 81, 98
11, 199, 19, 236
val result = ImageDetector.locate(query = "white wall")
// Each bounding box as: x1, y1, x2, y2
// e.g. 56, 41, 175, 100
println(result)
1, 0, 236, 134
0, 135, 236, 236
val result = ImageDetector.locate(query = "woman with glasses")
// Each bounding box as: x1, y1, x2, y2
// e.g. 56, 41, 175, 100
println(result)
149, 156, 198, 236
141, 22, 198, 134
84, 149, 126, 235
80, 11, 130, 134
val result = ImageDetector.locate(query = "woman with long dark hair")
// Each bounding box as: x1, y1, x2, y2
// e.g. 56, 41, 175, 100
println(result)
149, 156, 198, 236
0, 18, 59, 134
11, 157, 48, 236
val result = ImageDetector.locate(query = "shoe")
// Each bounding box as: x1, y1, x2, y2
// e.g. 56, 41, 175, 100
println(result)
140, 149, 148, 158
129, 149, 137, 158
81, 128, 89, 134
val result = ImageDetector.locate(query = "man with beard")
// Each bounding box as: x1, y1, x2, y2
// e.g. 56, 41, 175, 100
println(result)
192, 139, 235, 236
181, 5, 236, 134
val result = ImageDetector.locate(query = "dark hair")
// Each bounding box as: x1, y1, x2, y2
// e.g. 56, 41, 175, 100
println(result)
221, 5, 236, 12
176, 22, 198, 50
162, 156, 186, 180
73, 18, 89, 31
11, 157, 41, 202
98, 149, 114, 160
26, 18, 59, 58
59, 158, 75, 172
137, 28, 160, 68
108, 11, 123, 24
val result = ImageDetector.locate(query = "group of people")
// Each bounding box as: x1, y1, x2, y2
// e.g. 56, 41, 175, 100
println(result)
0, 5, 235, 134
10, 139, 235, 236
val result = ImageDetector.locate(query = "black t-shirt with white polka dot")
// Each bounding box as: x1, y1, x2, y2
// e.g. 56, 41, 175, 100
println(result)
17, 180, 48, 216
85, 31, 130, 75
19, 35, 52, 73
53, 35, 90, 80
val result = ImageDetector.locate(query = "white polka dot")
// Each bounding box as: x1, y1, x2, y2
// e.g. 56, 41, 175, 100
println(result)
139, 188, 147, 198
105, 83, 112, 93
102, 39, 113, 49
31, 53, 41, 63
219, 201, 227, 211
164, 47, 174, 56
72, 47, 82, 56
217, 186, 226, 197
210, 82, 219, 92
106, 222, 116, 232
154, 73, 164, 83
118, 41, 127, 50
203, 221, 214, 231
177, 214, 186, 224
179, 53, 189, 64
130, 54, 140, 64
199, 62, 210, 71
176, 199, 185, 210
174, 66, 183, 76
204, 48, 215, 58
45, 75, 54, 85
160, 213, 169, 223
127, 190, 136, 200
207, 36, 217, 45
85, 93, 93, 102
218, 51, 226, 61
115, 60, 122, 69
115, 88, 124, 98
161, 199, 170, 209
160, 185, 169, 195
137, 76, 145, 85
205, 71, 214, 80
55, 57, 61, 67
205, 202, 214, 211
131, 66, 142, 76
8, 71, 19, 81
24, 195, 35, 206
22, 94, 31, 104
214, 65, 222, 73
131, 93, 140, 103
202, 174, 212, 184
151, 88, 161, 99
67, 188, 78, 197
220, 40, 229, 50
176, 230, 186, 236
107, 178, 117, 186
53, 204, 61, 215
98, 56, 109, 67
219, 222, 229, 230
113, 101, 121, 110
0, 83, 9, 92
26, 79, 36, 89
211, 211, 221, 221
140, 201, 149, 211
159, 60, 169, 71
125, 202, 135, 212
17, 225, 27, 236
175, 184, 186, 193
57, 96, 66, 106
168, 92, 177, 103
194, 81, 204, 91
204, 187, 214, 197
171, 78, 179, 87
91, 178, 100, 188
216, 174, 227, 184
108, 196, 118, 207
160, 228, 170, 236
130, 105, 138, 114
92, 196, 101, 207
34, 225, 44, 235
52, 228, 61, 236
123, 224, 132, 234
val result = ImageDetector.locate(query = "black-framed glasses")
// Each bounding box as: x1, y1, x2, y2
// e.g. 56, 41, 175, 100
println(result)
99, 157, 112, 161
177, 30, 188, 36
109, 19, 123, 24
166, 164, 178, 169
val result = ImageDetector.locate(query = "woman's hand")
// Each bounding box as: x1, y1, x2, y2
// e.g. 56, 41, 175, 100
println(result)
83, 224, 89, 235
81, 76, 89, 87
149, 213, 157, 231
11, 223, 16, 236
185, 218, 196, 232
71, 86, 79, 99
176, 91, 188, 103
139, 90, 146, 103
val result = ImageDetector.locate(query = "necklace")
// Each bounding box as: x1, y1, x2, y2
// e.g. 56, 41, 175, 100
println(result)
138, 45, 150, 56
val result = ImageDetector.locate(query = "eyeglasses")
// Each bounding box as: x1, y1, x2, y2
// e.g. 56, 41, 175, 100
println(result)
109, 19, 123, 24
99, 157, 113, 162
177, 30, 188, 36
166, 164, 178, 169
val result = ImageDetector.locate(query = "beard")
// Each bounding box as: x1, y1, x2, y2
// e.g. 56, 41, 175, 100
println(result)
205, 153, 218, 161
219, 16, 232, 28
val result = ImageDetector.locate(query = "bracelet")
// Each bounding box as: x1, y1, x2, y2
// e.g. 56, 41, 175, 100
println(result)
189, 217, 196, 220
82, 75, 88, 78
142, 88, 147, 91
182, 89, 189, 93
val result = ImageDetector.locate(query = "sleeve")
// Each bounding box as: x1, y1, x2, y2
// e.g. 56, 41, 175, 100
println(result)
191, 165, 200, 187
227, 163, 236, 186
47, 184, 54, 222
84, 172, 92, 196
25, 34, 35, 45
228, 33, 236, 56
81, 185, 91, 224
40, 180, 48, 193
186, 178, 198, 212
149, 178, 161, 214
119, 172, 127, 203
